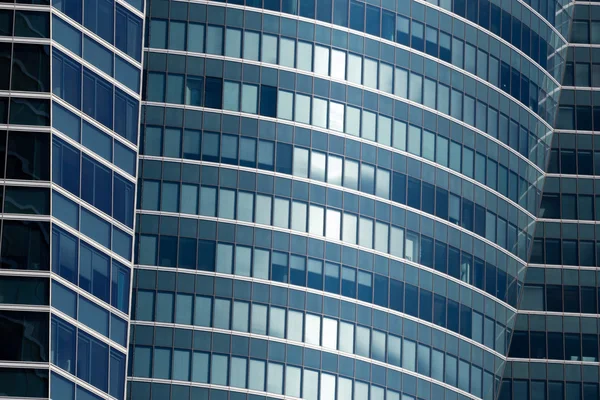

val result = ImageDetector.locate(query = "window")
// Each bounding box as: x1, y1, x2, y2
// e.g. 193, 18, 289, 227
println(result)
52, 316, 76, 373
297, 41, 312, 71
52, 50, 81, 107
111, 261, 129, 313
262, 34, 278, 63
206, 26, 223, 55
114, 89, 138, 144
225, 28, 241, 58
77, 330, 108, 391
83, 69, 113, 128
115, 6, 142, 61
79, 243, 109, 302
11, 44, 50, 92
84, 0, 113, 43
113, 175, 134, 227
81, 155, 112, 215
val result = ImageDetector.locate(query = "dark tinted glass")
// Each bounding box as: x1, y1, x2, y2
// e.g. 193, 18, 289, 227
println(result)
0, 368, 48, 397
14, 11, 49, 37
0, 42, 10, 90
11, 44, 49, 92
0, 220, 50, 270
6, 131, 50, 180
3, 186, 50, 214
0, 10, 12, 36
0, 276, 48, 304
9, 98, 50, 125
0, 310, 48, 361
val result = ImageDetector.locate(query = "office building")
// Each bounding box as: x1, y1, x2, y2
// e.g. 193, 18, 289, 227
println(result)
0, 0, 144, 398
1, 0, 596, 398
127, 0, 580, 399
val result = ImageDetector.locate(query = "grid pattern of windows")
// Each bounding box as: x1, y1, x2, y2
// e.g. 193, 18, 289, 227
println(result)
129, 0, 576, 398
500, 3, 600, 400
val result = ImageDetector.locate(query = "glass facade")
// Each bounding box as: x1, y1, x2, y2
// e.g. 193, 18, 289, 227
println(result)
2, 0, 599, 398
0, 0, 144, 398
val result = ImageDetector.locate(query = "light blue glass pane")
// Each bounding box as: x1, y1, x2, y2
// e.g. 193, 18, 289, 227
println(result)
211, 354, 228, 385
138, 235, 157, 265
149, 20, 167, 48
153, 348, 172, 379
225, 28, 241, 58
156, 292, 174, 322
51, 281, 77, 318
115, 56, 140, 92
76, 386, 102, 400
249, 360, 266, 391
164, 128, 181, 157
175, 294, 193, 325
52, 192, 79, 229
133, 346, 152, 377
199, 187, 217, 216
124, 0, 142, 11
81, 209, 111, 248
51, 372, 74, 400
114, 141, 136, 176
136, 291, 154, 321
84, 36, 113, 76
206, 26, 223, 55
111, 314, 127, 347
217, 243, 233, 273
173, 350, 191, 381
143, 126, 162, 156
187, 23, 205, 53
169, 21, 186, 50
267, 363, 284, 394
192, 352, 209, 383
52, 103, 81, 141
79, 296, 109, 336
109, 349, 126, 400
82, 121, 112, 162
161, 182, 179, 212
166, 74, 184, 104
230, 357, 247, 388
112, 227, 132, 260
214, 299, 230, 329
181, 184, 198, 214
53, 16, 82, 56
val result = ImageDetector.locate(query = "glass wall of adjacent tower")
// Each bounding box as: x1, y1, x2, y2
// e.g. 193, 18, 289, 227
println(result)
499, 2, 600, 400
128, 0, 570, 399
0, 0, 145, 398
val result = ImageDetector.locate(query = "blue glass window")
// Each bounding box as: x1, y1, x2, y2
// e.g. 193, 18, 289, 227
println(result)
116, 5, 142, 61
53, 0, 82, 23
83, 69, 113, 128
115, 88, 138, 144
79, 296, 109, 336
80, 242, 110, 302
115, 56, 140, 92
52, 226, 78, 283
82, 155, 112, 215
51, 372, 74, 400
84, 36, 113, 76
52, 50, 81, 108
111, 261, 130, 313
350, 0, 364, 32
109, 350, 126, 400
52, 138, 80, 196
82, 121, 111, 162
51, 316, 76, 374
77, 330, 109, 391
113, 174, 135, 227
84, 0, 114, 44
